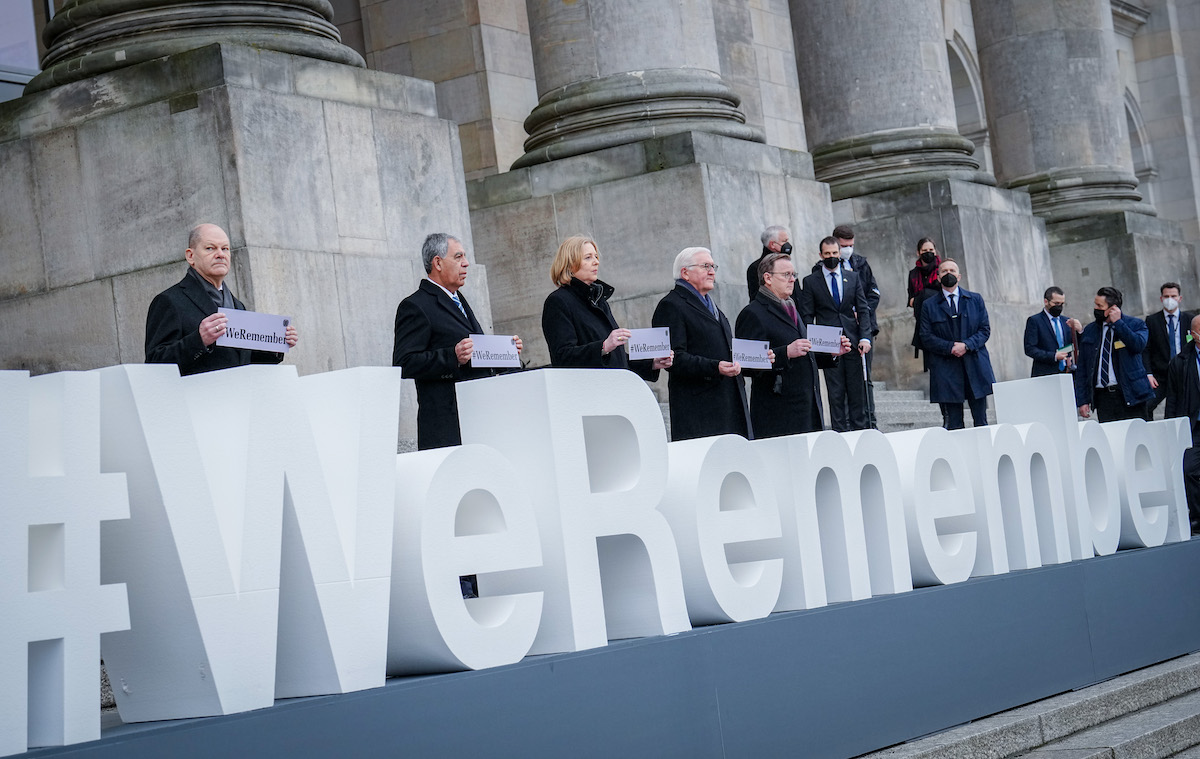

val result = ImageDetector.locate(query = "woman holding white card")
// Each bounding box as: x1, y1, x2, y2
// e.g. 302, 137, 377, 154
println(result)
541, 235, 672, 377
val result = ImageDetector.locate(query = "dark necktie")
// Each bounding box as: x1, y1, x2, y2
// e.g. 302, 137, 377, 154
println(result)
1169, 314, 1178, 358
949, 293, 957, 316
1099, 325, 1113, 387
830, 272, 840, 305
784, 301, 798, 325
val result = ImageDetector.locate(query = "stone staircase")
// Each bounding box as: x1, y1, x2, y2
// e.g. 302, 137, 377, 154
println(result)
856, 651, 1200, 759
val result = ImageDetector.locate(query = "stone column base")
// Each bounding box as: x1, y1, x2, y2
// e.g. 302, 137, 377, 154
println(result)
832, 180, 1052, 391
0, 43, 485, 446
1046, 213, 1199, 317
467, 130, 833, 397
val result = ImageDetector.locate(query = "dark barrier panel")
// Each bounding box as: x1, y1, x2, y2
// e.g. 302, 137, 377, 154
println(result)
25, 540, 1200, 759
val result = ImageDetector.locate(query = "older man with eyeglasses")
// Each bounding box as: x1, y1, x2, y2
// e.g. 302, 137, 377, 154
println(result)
736, 252, 850, 438
652, 246, 753, 441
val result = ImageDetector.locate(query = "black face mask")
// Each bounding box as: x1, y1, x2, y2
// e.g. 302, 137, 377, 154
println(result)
779, 242, 792, 255
939, 273, 958, 288
1047, 304, 1063, 318
822, 257, 840, 270
919, 251, 936, 264
1094, 308, 1108, 323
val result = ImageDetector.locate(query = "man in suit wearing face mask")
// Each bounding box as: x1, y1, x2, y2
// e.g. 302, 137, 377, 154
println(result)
919, 259, 995, 429
747, 225, 792, 301
799, 236, 873, 431
1145, 282, 1194, 418
1074, 286, 1154, 422
1024, 286, 1074, 377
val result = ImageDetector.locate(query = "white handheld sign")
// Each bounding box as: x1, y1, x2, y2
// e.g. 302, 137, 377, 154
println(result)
732, 338, 771, 369
807, 324, 844, 354
627, 328, 671, 360
469, 334, 521, 368
217, 308, 291, 353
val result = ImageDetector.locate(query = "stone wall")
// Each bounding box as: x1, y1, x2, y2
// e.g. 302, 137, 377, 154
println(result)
0, 43, 491, 444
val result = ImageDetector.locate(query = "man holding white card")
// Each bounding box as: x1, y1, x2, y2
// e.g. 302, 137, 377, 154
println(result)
798, 237, 872, 432
145, 223, 298, 376
652, 247, 753, 441
736, 252, 849, 437
393, 233, 523, 451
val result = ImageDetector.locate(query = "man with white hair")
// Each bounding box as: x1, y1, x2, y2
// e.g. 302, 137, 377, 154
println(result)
652, 246, 752, 441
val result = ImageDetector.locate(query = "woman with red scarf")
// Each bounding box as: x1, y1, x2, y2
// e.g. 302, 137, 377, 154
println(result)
908, 237, 941, 368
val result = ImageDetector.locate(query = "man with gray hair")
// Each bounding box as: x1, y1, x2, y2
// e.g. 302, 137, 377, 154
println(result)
393, 232, 523, 451
746, 225, 792, 301
653, 246, 752, 441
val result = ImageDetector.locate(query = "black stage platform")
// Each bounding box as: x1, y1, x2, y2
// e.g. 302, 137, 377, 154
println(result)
26, 539, 1200, 759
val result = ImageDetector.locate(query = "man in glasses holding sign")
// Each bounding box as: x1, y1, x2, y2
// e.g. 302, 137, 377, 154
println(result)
736, 253, 849, 437
652, 247, 754, 441
145, 223, 299, 376
393, 232, 524, 451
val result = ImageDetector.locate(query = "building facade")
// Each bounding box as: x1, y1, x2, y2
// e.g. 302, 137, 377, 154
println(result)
1, 0, 1198, 403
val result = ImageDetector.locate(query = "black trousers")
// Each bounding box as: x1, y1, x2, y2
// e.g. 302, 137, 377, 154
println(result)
1092, 385, 1145, 422
1144, 380, 1167, 420
940, 396, 989, 430
1184, 447, 1200, 532
824, 351, 869, 432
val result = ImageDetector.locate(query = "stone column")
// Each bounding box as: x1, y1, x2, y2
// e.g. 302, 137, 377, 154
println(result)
513, 0, 762, 169
970, 0, 1154, 222
790, 0, 990, 200
27, 0, 363, 93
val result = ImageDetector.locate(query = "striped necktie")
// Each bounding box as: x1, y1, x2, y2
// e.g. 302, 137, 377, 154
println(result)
1099, 325, 1113, 387
1053, 317, 1064, 371
451, 292, 468, 319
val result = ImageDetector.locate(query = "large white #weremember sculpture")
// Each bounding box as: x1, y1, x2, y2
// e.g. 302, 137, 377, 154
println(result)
98, 364, 399, 722
0, 372, 129, 756
0, 367, 1193, 756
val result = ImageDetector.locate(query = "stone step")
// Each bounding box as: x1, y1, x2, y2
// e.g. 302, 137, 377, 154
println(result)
873, 390, 928, 401
857, 652, 1200, 759
1169, 744, 1200, 757
1016, 689, 1200, 758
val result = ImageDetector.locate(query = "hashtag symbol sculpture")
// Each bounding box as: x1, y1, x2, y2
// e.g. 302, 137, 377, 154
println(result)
0, 371, 130, 757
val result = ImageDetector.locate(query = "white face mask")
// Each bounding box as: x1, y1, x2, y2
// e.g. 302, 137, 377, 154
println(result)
1163, 297, 1180, 312
839, 245, 853, 260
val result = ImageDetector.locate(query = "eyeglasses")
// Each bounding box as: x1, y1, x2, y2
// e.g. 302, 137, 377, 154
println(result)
687, 263, 719, 272
768, 271, 797, 280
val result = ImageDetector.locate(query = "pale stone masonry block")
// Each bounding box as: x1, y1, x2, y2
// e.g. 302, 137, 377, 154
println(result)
225, 89, 340, 255
410, 27, 484, 82
436, 73, 489, 123
30, 128, 92, 291
479, 24, 536, 78
486, 71, 538, 122
0, 280, 119, 374
0, 140, 47, 299
323, 101, 387, 243
78, 95, 228, 281
478, 0, 531, 34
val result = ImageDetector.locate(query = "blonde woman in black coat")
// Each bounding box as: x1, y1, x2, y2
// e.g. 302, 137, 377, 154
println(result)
541, 235, 671, 377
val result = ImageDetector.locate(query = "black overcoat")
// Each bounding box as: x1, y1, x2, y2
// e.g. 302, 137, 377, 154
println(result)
393, 279, 493, 450
145, 269, 285, 375
651, 284, 751, 441
734, 291, 823, 438
540, 277, 658, 381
